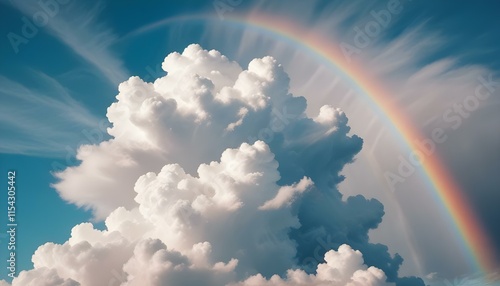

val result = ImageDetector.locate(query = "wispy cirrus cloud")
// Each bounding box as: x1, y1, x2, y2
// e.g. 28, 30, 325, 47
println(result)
6, 0, 129, 86
0, 72, 103, 157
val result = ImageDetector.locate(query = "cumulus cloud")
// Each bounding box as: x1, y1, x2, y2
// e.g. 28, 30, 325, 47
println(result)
1, 45, 423, 286
233, 244, 392, 286
2, 268, 78, 286
53, 44, 304, 218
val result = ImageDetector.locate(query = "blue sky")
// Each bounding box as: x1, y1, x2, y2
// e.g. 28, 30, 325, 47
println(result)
1, 1, 500, 285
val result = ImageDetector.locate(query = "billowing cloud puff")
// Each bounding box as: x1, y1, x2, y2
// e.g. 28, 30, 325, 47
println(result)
52, 44, 307, 219
1, 45, 423, 286
233, 244, 391, 286
1, 268, 78, 286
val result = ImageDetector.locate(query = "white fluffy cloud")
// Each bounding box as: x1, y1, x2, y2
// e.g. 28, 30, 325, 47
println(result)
234, 245, 391, 286
5, 140, 388, 286
1, 268, 78, 286
2, 45, 408, 286
52, 44, 307, 219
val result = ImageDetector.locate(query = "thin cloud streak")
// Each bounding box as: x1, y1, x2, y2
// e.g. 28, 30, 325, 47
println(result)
0, 74, 102, 157
8, 0, 129, 87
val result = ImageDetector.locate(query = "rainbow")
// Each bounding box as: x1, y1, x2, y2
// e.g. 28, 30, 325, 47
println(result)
125, 12, 497, 275
225, 13, 497, 274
